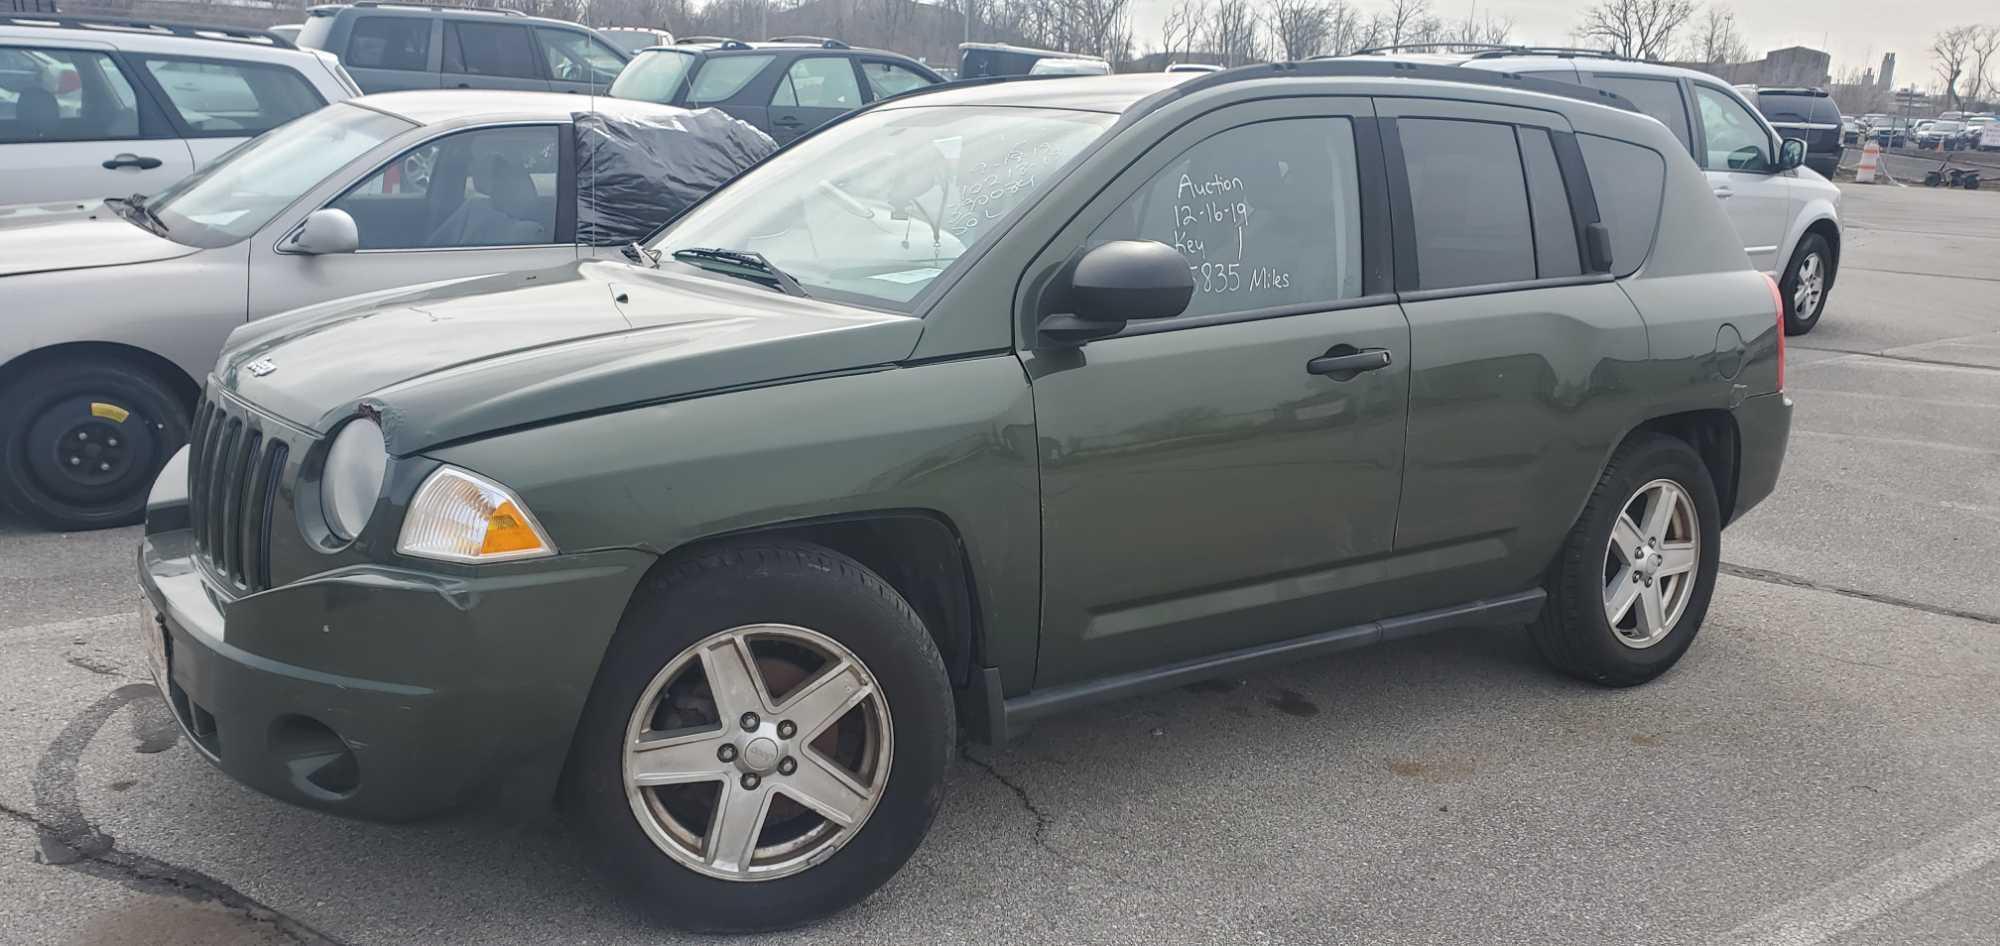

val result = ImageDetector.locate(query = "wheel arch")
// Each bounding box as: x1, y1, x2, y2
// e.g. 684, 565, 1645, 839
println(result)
554, 508, 987, 806
0, 341, 202, 410
1628, 409, 1741, 524
1802, 216, 1841, 286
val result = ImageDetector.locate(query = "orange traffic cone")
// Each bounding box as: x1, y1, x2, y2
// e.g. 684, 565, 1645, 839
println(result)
1856, 138, 1881, 183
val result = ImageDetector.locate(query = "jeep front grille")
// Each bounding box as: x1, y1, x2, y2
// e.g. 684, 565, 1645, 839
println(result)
187, 394, 292, 593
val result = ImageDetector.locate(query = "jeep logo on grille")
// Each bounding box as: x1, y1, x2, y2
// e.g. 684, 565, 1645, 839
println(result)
246, 359, 277, 378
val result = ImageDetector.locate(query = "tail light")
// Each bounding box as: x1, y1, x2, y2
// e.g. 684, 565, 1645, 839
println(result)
1764, 273, 1785, 392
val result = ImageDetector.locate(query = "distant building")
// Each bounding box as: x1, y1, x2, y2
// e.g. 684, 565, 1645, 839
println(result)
1676, 45, 1831, 88
1878, 52, 1896, 90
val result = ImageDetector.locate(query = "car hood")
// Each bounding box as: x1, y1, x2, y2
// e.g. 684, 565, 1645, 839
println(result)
218, 260, 926, 453
0, 201, 199, 278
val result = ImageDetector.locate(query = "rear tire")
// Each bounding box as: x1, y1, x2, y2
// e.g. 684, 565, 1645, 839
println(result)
0, 357, 190, 531
1780, 233, 1832, 336
569, 540, 953, 932
1530, 433, 1722, 687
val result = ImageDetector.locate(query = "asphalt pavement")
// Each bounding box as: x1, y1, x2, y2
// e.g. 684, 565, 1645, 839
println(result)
3, 181, 1999, 945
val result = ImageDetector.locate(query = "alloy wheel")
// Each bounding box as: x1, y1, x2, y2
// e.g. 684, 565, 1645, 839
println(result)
1793, 252, 1825, 318
1601, 479, 1701, 649
621, 624, 892, 882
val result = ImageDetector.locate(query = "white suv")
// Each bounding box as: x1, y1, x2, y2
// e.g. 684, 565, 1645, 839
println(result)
1348, 46, 1842, 335
0, 13, 358, 205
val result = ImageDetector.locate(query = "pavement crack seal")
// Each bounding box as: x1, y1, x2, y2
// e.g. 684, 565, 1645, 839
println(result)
16, 683, 352, 946
958, 750, 1108, 876
1720, 563, 2000, 627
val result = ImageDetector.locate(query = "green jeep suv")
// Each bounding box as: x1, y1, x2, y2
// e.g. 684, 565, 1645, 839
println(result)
137, 63, 1792, 931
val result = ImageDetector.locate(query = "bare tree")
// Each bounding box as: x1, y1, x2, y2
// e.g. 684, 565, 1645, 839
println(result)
1073, 0, 1134, 62
1969, 25, 2000, 107
1442, 10, 1513, 46
1159, 0, 1207, 61
1207, 0, 1263, 64
1933, 25, 1975, 110
1382, 0, 1435, 46
1682, 5, 1748, 67
1576, 0, 1695, 60
1264, 0, 1332, 59
1321, 0, 1369, 55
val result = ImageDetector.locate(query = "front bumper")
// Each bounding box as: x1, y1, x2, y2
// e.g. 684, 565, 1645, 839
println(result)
137, 525, 653, 821
1729, 391, 1793, 524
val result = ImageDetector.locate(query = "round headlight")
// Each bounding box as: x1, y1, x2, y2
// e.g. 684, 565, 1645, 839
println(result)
322, 417, 387, 540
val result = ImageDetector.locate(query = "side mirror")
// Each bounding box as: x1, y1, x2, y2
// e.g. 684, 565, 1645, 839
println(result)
1583, 222, 1615, 274
1038, 240, 1194, 345
283, 208, 359, 255
1778, 138, 1808, 171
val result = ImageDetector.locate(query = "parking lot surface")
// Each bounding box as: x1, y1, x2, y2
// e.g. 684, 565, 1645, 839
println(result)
4, 181, 1999, 945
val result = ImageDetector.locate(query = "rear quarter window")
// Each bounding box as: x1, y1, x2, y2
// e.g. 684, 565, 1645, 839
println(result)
1576, 134, 1665, 278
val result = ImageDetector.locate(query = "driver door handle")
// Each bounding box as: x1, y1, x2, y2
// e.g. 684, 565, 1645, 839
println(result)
1712, 186, 1735, 199
772, 117, 802, 128
1307, 348, 1392, 377
103, 153, 162, 170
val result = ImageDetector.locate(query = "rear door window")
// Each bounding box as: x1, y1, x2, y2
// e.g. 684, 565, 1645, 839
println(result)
771, 56, 861, 108
0, 47, 144, 142
343, 16, 432, 71
686, 55, 772, 105
1397, 118, 1536, 290
139, 57, 324, 136
1576, 134, 1665, 277
447, 22, 541, 79
859, 60, 933, 99
1590, 75, 1692, 151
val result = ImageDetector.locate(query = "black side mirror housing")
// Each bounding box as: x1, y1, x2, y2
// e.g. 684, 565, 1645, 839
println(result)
1778, 137, 1808, 171
1583, 222, 1615, 274
1039, 240, 1195, 345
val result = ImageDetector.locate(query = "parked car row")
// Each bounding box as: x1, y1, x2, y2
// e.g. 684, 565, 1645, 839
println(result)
123, 61, 1790, 933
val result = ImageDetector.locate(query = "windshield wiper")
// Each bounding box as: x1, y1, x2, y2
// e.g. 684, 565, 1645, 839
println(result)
109, 193, 168, 235
670, 247, 808, 298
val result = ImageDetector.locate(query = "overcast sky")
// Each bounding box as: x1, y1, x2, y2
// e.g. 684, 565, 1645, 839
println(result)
1124, 0, 1994, 93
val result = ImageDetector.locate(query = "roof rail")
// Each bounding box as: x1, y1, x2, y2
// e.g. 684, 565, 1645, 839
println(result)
345, 1, 527, 16
0, 12, 296, 47
768, 35, 848, 49
1150, 60, 1638, 118
1466, 45, 1651, 62
1347, 42, 1515, 55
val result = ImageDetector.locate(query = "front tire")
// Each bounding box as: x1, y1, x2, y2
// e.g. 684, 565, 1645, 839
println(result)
0, 357, 190, 531
1780, 233, 1832, 336
1530, 434, 1722, 687
570, 541, 953, 932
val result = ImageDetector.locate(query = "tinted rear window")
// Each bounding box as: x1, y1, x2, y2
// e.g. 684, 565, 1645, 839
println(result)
1591, 75, 1691, 151
1756, 92, 1840, 125
1577, 134, 1665, 278
1399, 118, 1536, 290
344, 16, 431, 72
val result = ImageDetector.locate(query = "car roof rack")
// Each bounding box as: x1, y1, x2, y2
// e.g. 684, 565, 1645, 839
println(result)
677, 35, 751, 49
340, 1, 526, 16
767, 35, 848, 49
1465, 45, 1652, 62
1153, 59, 1637, 119
1750, 86, 1829, 96
0, 12, 296, 47
1347, 42, 1515, 56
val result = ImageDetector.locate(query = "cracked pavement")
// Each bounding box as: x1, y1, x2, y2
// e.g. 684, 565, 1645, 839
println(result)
4, 182, 2000, 944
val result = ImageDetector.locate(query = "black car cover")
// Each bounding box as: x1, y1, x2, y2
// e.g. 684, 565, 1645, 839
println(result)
572, 107, 776, 245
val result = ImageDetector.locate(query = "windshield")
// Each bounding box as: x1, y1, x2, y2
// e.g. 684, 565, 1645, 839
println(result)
608, 49, 695, 103
1931, 122, 1965, 133
146, 103, 411, 248
653, 105, 1116, 308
